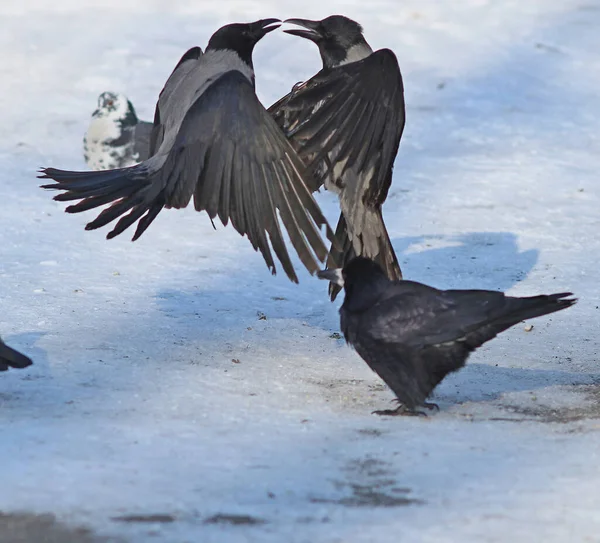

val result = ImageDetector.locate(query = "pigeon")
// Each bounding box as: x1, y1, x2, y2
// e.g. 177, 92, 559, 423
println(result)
83, 91, 153, 170
318, 257, 577, 415
269, 15, 405, 299
0, 335, 33, 372
41, 19, 338, 283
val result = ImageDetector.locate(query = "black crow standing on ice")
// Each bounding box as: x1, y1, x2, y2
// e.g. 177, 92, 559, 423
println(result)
0, 335, 33, 372
83, 92, 153, 170
318, 257, 576, 415
41, 19, 338, 283
269, 16, 405, 299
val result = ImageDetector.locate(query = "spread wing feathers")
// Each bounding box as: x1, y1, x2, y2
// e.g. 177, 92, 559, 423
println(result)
357, 287, 576, 407
39, 165, 159, 242
149, 46, 203, 156
0, 338, 33, 371
327, 209, 401, 301
268, 49, 405, 204
133, 121, 154, 161
40, 70, 337, 283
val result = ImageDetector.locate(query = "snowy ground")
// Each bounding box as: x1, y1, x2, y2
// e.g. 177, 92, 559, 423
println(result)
1, 0, 600, 541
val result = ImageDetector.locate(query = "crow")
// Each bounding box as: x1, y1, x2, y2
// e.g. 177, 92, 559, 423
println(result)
41, 19, 337, 283
84, 91, 153, 170
318, 257, 577, 415
0, 335, 33, 372
269, 15, 405, 299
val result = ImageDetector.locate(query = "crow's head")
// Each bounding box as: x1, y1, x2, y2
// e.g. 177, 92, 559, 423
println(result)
207, 19, 281, 66
284, 16, 372, 68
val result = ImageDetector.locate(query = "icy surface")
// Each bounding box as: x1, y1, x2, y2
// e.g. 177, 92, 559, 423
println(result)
1, 1, 600, 541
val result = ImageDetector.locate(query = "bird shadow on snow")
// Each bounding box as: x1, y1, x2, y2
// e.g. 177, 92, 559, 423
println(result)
392, 230, 539, 291
151, 229, 539, 334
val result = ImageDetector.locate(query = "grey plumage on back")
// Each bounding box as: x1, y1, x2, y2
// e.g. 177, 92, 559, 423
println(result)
41, 19, 339, 283
148, 46, 202, 157
148, 48, 254, 164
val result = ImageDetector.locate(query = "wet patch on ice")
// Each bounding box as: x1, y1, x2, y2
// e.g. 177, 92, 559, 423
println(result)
111, 514, 176, 523
495, 384, 600, 423
204, 513, 266, 525
309, 457, 423, 508
0, 512, 119, 543
452, 384, 600, 423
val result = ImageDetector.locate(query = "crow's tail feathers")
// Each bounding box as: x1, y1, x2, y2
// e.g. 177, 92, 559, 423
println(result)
503, 292, 577, 325
0, 340, 33, 371
328, 209, 402, 301
39, 165, 163, 241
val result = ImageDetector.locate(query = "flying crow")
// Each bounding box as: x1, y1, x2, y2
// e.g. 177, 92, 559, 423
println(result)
318, 257, 577, 415
269, 15, 405, 299
84, 91, 153, 170
41, 19, 337, 283
0, 335, 33, 372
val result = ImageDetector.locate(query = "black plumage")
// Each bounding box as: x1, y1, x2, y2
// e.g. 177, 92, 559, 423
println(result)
0, 336, 33, 372
41, 20, 337, 284
318, 257, 577, 415
269, 15, 405, 299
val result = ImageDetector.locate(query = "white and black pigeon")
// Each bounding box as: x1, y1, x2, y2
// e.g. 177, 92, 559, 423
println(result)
41, 19, 337, 283
83, 91, 153, 170
0, 335, 33, 372
269, 15, 406, 299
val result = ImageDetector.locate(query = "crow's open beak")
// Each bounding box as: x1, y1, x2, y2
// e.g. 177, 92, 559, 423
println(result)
317, 268, 344, 287
252, 18, 282, 37
284, 18, 323, 42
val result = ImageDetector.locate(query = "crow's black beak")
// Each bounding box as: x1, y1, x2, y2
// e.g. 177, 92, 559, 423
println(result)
317, 268, 344, 287
284, 18, 323, 42
251, 18, 282, 38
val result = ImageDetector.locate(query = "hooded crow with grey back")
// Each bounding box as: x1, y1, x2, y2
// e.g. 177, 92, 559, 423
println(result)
319, 257, 576, 415
41, 20, 337, 283
269, 16, 405, 299
0, 335, 33, 372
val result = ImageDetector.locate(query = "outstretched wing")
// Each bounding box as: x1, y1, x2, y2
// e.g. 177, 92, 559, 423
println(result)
268, 49, 405, 206
41, 70, 337, 283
